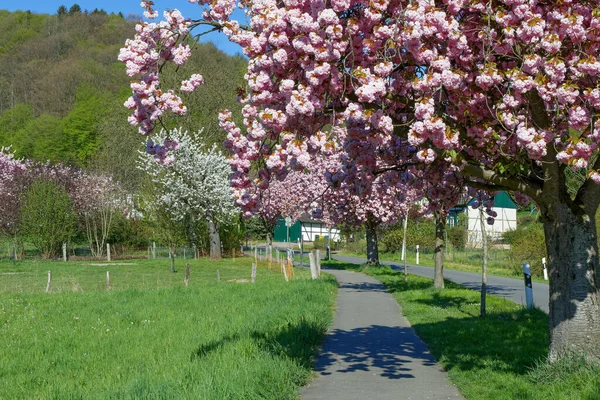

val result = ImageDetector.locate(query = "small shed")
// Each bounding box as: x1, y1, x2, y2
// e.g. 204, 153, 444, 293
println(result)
273, 215, 340, 243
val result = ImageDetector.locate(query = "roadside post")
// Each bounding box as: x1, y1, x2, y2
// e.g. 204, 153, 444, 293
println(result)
542, 257, 548, 281
416, 245, 420, 265
522, 263, 534, 309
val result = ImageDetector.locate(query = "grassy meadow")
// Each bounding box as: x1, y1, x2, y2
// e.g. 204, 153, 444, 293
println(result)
0, 257, 337, 399
324, 261, 600, 400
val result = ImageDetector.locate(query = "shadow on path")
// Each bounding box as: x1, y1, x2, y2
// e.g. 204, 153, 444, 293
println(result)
314, 325, 438, 380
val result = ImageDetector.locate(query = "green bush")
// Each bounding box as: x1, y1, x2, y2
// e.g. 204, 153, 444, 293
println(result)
380, 229, 403, 253
518, 214, 538, 226
503, 223, 546, 276
380, 218, 436, 253
313, 236, 326, 250
446, 225, 466, 248
19, 179, 77, 259
344, 239, 366, 254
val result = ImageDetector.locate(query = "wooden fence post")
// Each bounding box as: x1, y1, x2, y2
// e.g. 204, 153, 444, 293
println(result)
251, 263, 257, 283
106, 271, 111, 290
282, 261, 289, 282
217, 270, 221, 282
184, 263, 190, 287
62, 243, 67, 262
287, 257, 294, 278
107, 243, 111, 261
309, 252, 318, 279
46, 271, 52, 293
315, 250, 321, 277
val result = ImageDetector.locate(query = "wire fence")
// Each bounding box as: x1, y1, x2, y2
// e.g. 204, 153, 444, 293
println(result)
0, 241, 232, 262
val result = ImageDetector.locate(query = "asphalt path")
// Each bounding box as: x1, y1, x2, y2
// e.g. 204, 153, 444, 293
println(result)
300, 268, 464, 400
332, 254, 550, 313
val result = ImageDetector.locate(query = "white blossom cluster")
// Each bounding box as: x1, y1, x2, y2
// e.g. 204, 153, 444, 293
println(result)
138, 128, 237, 223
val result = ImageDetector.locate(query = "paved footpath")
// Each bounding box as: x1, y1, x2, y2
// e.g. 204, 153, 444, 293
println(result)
300, 268, 463, 400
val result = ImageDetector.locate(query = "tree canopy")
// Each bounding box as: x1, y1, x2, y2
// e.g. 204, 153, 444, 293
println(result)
121, 0, 600, 364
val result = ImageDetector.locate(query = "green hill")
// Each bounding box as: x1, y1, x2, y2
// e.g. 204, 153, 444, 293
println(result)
0, 7, 246, 186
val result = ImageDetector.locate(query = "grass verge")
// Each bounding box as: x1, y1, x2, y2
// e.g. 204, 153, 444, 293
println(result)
0, 258, 337, 399
324, 260, 600, 400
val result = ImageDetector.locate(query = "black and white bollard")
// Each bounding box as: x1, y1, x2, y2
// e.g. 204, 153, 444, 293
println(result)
522, 263, 534, 309
542, 257, 548, 281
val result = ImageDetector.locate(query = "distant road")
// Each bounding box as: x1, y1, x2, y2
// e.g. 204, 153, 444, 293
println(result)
332, 254, 550, 313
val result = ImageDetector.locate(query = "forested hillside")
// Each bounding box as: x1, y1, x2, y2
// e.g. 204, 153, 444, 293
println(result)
0, 7, 246, 189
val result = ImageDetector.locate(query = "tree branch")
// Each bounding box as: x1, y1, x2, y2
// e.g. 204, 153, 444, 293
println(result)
459, 161, 543, 200
189, 20, 251, 32
462, 179, 510, 193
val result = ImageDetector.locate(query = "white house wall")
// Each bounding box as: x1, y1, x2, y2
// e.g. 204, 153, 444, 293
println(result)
301, 223, 341, 242
467, 207, 517, 245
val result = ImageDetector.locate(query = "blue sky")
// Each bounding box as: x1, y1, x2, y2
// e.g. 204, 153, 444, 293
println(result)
1, 1, 246, 55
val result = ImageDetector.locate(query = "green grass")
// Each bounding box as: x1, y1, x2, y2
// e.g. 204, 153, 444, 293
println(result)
0, 258, 337, 399
324, 260, 600, 400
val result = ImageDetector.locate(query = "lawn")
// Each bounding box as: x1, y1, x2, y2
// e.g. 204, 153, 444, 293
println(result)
0, 257, 337, 399
324, 260, 600, 400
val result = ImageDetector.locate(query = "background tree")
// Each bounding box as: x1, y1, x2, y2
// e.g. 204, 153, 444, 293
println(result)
57, 6, 68, 17
19, 178, 76, 259
71, 171, 123, 257
138, 128, 237, 260
68, 4, 81, 15
0, 147, 30, 257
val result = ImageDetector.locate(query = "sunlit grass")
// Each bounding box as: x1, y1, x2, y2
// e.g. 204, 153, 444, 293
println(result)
0, 258, 337, 399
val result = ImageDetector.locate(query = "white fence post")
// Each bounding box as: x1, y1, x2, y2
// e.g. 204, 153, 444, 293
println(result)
542, 257, 548, 281
416, 245, 420, 265
107, 243, 111, 261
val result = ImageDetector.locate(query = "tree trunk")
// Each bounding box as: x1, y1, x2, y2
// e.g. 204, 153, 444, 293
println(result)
207, 217, 222, 260
433, 212, 445, 289
365, 216, 379, 265
479, 207, 487, 318
402, 213, 408, 282
169, 247, 175, 273
542, 202, 600, 363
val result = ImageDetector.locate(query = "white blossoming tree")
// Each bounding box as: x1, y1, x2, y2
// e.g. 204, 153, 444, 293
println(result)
138, 128, 236, 262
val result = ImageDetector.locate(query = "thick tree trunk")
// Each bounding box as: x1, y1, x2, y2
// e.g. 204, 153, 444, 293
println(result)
402, 213, 408, 282
433, 213, 445, 289
542, 202, 600, 363
365, 216, 379, 265
207, 218, 222, 260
